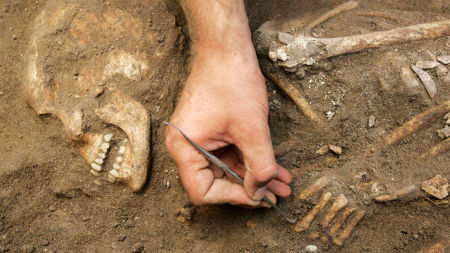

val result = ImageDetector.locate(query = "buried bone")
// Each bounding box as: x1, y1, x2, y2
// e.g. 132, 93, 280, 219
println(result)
321, 194, 349, 228
420, 138, 450, 158
328, 207, 356, 236
257, 19, 450, 69
411, 65, 437, 98
332, 210, 367, 246
299, 176, 331, 201
375, 184, 418, 202
295, 191, 332, 232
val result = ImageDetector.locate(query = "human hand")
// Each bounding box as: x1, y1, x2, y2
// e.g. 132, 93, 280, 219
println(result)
165, 48, 292, 207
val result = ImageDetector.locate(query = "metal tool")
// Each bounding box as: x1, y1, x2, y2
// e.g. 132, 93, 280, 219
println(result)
164, 121, 296, 224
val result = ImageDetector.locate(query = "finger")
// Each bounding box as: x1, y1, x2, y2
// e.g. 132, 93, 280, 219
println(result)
267, 179, 292, 198
259, 191, 277, 208
275, 164, 292, 184
230, 121, 279, 202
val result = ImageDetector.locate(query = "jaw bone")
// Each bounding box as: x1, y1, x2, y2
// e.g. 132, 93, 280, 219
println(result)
23, 0, 153, 191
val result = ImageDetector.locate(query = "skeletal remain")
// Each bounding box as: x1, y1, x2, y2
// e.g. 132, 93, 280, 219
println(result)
371, 101, 450, 151
415, 61, 440, 70
437, 55, 450, 65
332, 210, 366, 246
437, 125, 450, 139
295, 192, 332, 232
258, 20, 450, 70
329, 145, 342, 155
261, 60, 322, 123
375, 184, 418, 202
421, 175, 448, 200
24, 0, 156, 191
321, 194, 348, 228
316, 145, 330, 155
411, 65, 437, 98
299, 176, 331, 201
96, 90, 150, 191
328, 208, 356, 236
356, 11, 410, 24
421, 138, 450, 158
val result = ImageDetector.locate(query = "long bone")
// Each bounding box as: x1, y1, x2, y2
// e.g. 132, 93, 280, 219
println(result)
295, 191, 332, 232
332, 210, 366, 246
268, 20, 450, 69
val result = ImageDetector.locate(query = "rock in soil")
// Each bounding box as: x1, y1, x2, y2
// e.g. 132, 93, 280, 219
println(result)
421, 175, 448, 199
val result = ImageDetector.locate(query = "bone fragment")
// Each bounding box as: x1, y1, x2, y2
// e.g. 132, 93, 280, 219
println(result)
295, 192, 332, 232
421, 175, 448, 200
373, 101, 450, 150
267, 20, 450, 69
316, 145, 330, 155
375, 184, 418, 202
261, 61, 322, 123
332, 210, 366, 246
299, 176, 331, 201
329, 208, 356, 235
95, 90, 150, 192
321, 194, 349, 228
415, 61, 440, 70
437, 125, 450, 139
304, 1, 359, 32
411, 65, 437, 98
421, 138, 450, 158
437, 55, 450, 65
329, 145, 342, 155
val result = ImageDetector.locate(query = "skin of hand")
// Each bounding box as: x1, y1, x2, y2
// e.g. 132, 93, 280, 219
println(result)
165, 0, 292, 207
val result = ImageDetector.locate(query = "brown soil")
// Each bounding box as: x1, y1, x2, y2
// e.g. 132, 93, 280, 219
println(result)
0, 0, 449, 252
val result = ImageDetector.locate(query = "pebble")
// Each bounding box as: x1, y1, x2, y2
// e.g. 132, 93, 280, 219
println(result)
368, 115, 376, 128
132, 243, 144, 253
437, 55, 450, 65
305, 245, 318, 252
48, 205, 56, 212
41, 239, 50, 246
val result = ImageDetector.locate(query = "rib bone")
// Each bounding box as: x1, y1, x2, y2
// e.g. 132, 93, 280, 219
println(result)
321, 194, 349, 228
267, 20, 450, 69
295, 191, 332, 232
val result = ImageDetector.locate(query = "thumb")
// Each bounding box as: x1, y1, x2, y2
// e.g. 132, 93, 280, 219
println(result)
231, 122, 278, 202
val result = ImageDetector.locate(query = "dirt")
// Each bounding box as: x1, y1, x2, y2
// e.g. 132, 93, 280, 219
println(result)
0, 0, 449, 252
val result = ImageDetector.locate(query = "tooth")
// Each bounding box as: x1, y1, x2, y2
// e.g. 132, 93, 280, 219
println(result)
90, 169, 100, 176
118, 145, 126, 154
116, 156, 123, 163
109, 169, 120, 178
104, 133, 114, 142
122, 139, 128, 144
91, 163, 102, 172
113, 163, 120, 170
98, 152, 106, 159
100, 143, 110, 153
95, 158, 104, 165
108, 174, 117, 183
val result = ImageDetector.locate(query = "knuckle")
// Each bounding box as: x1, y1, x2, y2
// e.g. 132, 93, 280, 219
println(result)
252, 164, 278, 183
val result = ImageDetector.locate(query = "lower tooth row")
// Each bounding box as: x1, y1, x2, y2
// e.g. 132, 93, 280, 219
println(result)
90, 133, 113, 176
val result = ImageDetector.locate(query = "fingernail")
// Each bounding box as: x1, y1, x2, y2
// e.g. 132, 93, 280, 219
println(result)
253, 187, 266, 201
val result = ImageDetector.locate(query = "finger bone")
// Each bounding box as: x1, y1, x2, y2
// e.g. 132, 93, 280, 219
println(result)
375, 184, 418, 202
295, 191, 332, 232
332, 210, 366, 246
299, 176, 331, 201
321, 194, 349, 228
329, 207, 356, 236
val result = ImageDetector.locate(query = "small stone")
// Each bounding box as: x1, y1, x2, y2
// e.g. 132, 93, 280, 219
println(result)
159, 211, 164, 217
41, 240, 49, 246
166, 181, 170, 189
368, 115, 376, 128
315, 145, 329, 155
118, 234, 126, 242
421, 175, 448, 199
305, 245, 318, 252
158, 244, 164, 249
12, 34, 17, 40
370, 182, 382, 193
349, 185, 356, 192
326, 111, 335, 121
329, 145, 342, 155
48, 205, 56, 212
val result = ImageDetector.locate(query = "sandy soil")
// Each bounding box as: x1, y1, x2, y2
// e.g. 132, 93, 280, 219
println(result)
0, 0, 449, 252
